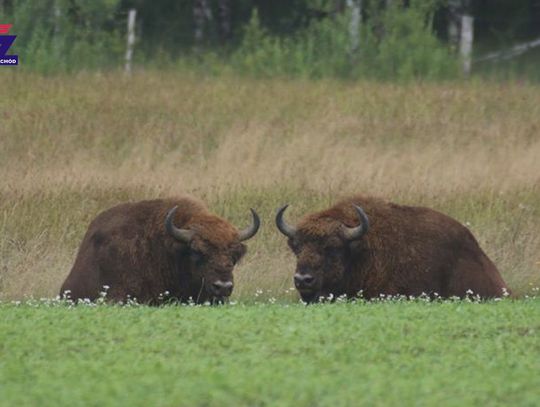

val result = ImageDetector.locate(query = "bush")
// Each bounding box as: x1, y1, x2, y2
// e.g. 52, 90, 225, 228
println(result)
231, 8, 350, 79
2, 0, 123, 73
231, 2, 459, 81
366, 2, 459, 80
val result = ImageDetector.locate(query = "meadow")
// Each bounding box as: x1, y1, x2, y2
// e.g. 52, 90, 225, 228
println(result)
0, 71, 539, 300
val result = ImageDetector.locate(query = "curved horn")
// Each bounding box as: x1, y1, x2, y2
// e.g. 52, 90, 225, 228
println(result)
165, 206, 195, 244
341, 205, 370, 241
238, 208, 261, 242
275, 204, 297, 238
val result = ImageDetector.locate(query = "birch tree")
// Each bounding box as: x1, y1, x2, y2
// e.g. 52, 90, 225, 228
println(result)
193, 0, 213, 47
217, 0, 231, 43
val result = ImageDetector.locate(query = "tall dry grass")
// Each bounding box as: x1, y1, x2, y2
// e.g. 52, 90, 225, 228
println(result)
1, 71, 539, 300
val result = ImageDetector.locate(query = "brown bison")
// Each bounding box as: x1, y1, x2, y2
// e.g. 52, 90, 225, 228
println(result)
60, 197, 260, 304
275, 195, 509, 303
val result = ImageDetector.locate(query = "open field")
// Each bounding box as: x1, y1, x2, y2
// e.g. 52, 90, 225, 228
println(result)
0, 71, 539, 300
1, 299, 539, 407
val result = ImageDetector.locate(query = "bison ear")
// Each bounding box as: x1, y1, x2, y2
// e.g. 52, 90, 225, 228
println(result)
287, 238, 299, 253
348, 240, 362, 251
232, 245, 247, 264
177, 242, 192, 254
347, 238, 370, 256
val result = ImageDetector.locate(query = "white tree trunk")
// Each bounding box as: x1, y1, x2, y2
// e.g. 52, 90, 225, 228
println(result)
346, 0, 361, 55
460, 15, 474, 76
476, 37, 540, 62
194, 0, 213, 46
54, 1, 61, 36
125, 9, 137, 75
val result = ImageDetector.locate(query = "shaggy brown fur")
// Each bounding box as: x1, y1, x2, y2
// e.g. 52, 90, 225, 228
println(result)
60, 197, 253, 304
280, 195, 509, 303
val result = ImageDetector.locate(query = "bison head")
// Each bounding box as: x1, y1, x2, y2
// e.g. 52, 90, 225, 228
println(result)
275, 204, 369, 303
165, 206, 260, 303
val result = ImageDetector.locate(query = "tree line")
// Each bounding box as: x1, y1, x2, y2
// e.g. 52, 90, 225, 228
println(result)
1, 0, 539, 78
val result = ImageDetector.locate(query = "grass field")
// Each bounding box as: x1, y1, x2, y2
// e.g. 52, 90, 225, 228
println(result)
1, 71, 539, 300
1, 299, 539, 407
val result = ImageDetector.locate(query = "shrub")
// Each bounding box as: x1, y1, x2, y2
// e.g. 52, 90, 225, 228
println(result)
232, 2, 458, 81
2, 0, 123, 73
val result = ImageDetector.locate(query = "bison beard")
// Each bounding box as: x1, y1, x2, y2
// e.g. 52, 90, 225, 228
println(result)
276, 195, 510, 302
60, 197, 260, 304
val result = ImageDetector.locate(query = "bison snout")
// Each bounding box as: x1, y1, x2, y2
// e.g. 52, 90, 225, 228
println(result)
210, 280, 234, 297
294, 273, 315, 289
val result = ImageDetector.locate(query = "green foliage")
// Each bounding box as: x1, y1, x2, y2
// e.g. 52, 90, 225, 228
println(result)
2, 0, 457, 79
1, 0, 539, 80
232, 3, 458, 80
2, 0, 123, 73
1, 299, 539, 406
364, 2, 459, 80
231, 8, 349, 78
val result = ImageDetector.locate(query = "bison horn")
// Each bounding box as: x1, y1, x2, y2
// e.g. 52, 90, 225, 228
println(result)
275, 204, 297, 238
165, 206, 195, 244
341, 205, 370, 241
238, 208, 261, 242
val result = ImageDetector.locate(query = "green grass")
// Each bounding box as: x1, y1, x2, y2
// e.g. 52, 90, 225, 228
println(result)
1, 299, 539, 407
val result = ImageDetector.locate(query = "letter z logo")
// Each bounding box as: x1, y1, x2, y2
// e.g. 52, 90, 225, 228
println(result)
0, 24, 18, 66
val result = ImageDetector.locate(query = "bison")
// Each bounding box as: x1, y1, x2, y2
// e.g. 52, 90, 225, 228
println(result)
60, 197, 260, 304
275, 195, 509, 303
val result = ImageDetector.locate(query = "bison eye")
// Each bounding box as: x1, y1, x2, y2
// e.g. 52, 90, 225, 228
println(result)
230, 245, 247, 265
190, 251, 205, 265
325, 246, 340, 256
231, 249, 245, 265
288, 239, 300, 253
